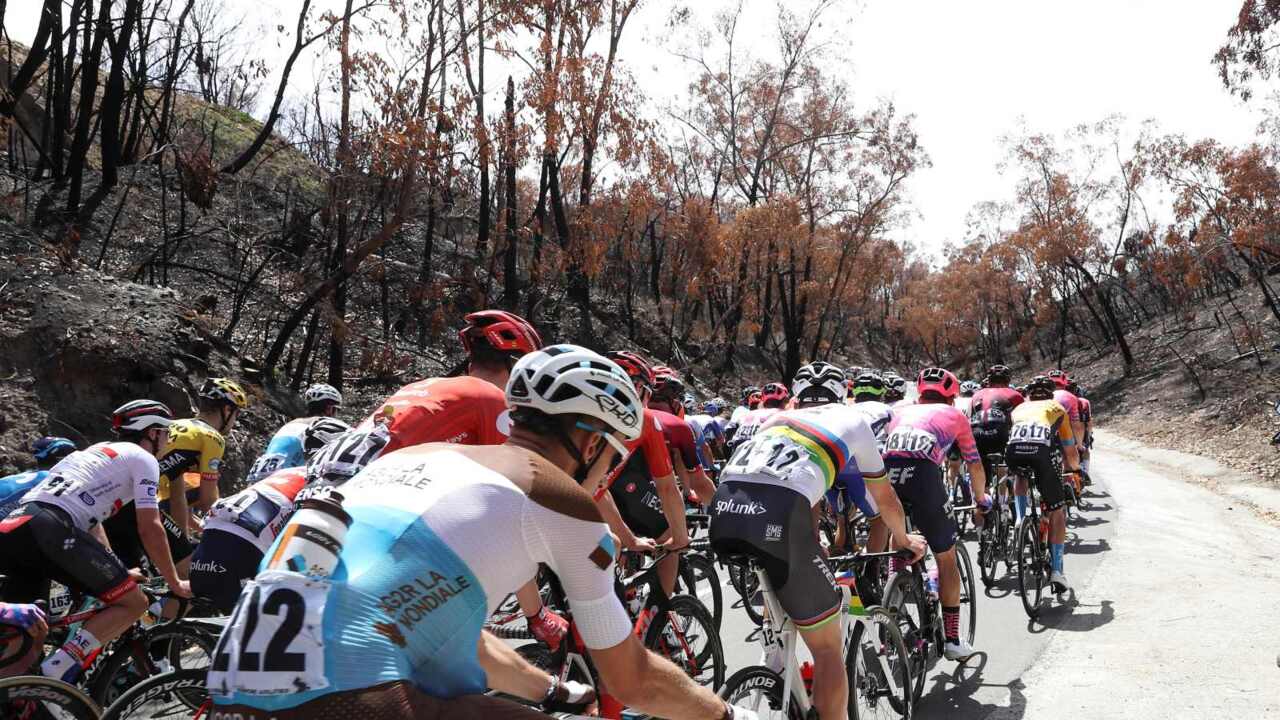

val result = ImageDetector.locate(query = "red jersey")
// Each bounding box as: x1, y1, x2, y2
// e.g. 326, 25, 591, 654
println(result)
595, 409, 675, 500
969, 387, 1024, 426
650, 409, 699, 470
364, 376, 509, 455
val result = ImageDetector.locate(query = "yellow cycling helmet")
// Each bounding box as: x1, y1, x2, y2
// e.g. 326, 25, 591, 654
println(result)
199, 378, 249, 408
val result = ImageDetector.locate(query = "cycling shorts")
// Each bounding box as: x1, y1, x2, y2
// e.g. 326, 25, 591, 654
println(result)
885, 457, 957, 554
974, 433, 1008, 488
190, 529, 263, 614
102, 502, 193, 571
1005, 443, 1066, 512
0, 502, 136, 604
709, 480, 840, 629
608, 469, 670, 540
211, 680, 550, 720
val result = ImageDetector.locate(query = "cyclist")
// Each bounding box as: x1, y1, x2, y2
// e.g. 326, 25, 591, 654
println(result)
595, 351, 689, 598
210, 346, 751, 720
841, 370, 896, 554
1006, 375, 1083, 593
1068, 381, 1094, 478
883, 372, 908, 405
244, 384, 346, 484
958, 380, 980, 412
0, 437, 78, 517
190, 417, 350, 613
725, 382, 789, 451
357, 310, 565, 645
729, 386, 759, 430
0, 400, 192, 683
711, 365, 925, 720
969, 364, 1025, 508
1048, 369, 1088, 477
882, 368, 989, 661
648, 368, 716, 506
686, 399, 729, 467
0, 602, 48, 680
361, 310, 541, 454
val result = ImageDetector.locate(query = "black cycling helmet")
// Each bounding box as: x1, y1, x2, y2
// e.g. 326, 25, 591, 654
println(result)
1026, 375, 1055, 400
32, 437, 76, 464
987, 364, 1011, 385
741, 385, 761, 404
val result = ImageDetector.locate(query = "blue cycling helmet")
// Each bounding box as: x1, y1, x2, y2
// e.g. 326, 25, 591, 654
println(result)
704, 399, 723, 416
32, 436, 76, 463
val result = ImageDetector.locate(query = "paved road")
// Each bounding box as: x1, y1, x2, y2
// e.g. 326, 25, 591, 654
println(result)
711, 448, 1120, 719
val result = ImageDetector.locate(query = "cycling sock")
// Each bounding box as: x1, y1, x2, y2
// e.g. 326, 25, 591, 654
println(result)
942, 605, 960, 642
41, 627, 101, 683
1050, 543, 1065, 573
1015, 495, 1028, 521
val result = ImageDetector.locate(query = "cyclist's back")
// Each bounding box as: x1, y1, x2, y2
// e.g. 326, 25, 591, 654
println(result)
210, 443, 632, 715
0, 471, 47, 518
245, 417, 310, 484
363, 375, 508, 454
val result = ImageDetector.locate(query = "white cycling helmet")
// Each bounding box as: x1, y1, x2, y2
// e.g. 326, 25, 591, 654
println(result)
792, 361, 846, 405
304, 383, 343, 407
506, 344, 644, 455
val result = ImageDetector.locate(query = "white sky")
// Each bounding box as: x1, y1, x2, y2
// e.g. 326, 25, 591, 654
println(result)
4, 0, 1265, 253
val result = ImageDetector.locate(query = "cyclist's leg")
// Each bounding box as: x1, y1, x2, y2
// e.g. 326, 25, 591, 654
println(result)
897, 460, 968, 651
1006, 444, 1035, 521
1031, 448, 1069, 578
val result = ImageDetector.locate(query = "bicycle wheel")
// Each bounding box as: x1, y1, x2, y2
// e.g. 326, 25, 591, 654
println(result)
977, 518, 1000, 588
728, 562, 764, 627
679, 553, 723, 632
101, 668, 207, 720
1015, 520, 1045, 619
955, 543, 978, 645
0, 675, 101, 719
718, 666, 804, 720
880, 572, 927, 702
644, 595, 725, 690
88, 621, 218, 707
848, 608, 912, 720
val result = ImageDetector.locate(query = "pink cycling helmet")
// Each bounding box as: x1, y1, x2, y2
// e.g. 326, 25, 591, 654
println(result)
917, 367, 959, 400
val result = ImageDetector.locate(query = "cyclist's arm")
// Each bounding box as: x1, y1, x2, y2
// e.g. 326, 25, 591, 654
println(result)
1056, 417, 1082, 471
168, 475, 190, 536
654, 470, 688, 546
195, 472, 220, 513
137, 507, 182, 587
865, 479, 915, 552
589, 634, 727, 718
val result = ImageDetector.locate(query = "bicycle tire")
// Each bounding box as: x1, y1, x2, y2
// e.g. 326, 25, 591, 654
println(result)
1015, 520, 1045, 619
88, 621, 218, 707
100, 668, 207, 720
727, 561, 764, 627
880, 572, 927, 702
679, 553, 723, 632
0, 675, 102, 720
977, 518, 1000, 588
955, 543, 978, 645
643, 595, 725, 690
848, 607, 912, 720
718, 666, 804, 720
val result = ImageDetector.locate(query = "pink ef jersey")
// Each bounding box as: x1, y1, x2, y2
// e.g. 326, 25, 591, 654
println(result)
1052, 389, 1081, 423
882, 403, 980, 466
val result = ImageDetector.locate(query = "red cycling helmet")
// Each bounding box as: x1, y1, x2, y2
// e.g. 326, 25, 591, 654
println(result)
760, 382, 790, 408
917, 367, 959, 400
748, 391, 763, 409
651, 365, 685, 401
607, 350, 655, 395
459, 311, 543, 358
1047, 369, 1070, 389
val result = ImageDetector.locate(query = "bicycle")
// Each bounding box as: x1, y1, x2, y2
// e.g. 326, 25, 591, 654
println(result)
1010, 466, 1052, 619
490, 545, 724, 718
0, 604, 104, 719
976, 454, 1016, 587
880, 510, 978, 702
100, 668, 208, 720
678, 513, 724, 632
717, 549, 913, 720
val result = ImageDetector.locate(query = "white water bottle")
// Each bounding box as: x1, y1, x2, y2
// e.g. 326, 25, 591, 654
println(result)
267, 489, 352, 577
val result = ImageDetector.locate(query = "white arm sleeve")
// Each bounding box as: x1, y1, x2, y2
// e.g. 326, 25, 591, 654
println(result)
847, 420, 887, 481
523, 500, 633, 650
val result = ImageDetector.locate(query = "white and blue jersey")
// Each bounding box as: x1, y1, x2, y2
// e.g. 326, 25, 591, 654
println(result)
0, 471, 46, 517
686, 414, 726, 469
246, 419, 311, 484
823, 402, 893, 519
209, 444, 633, 712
